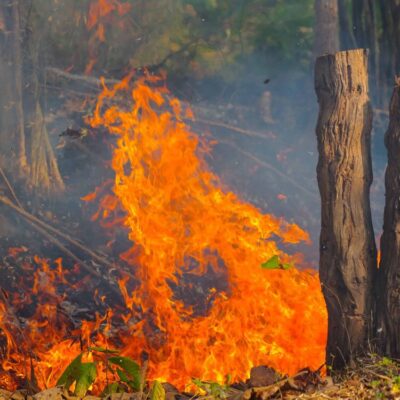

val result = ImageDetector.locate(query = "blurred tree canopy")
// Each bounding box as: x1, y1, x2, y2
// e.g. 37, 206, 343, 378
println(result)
28, 0, 314, 82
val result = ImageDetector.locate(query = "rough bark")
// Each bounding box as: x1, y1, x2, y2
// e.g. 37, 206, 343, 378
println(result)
313, 0, 340, 57
377, 80, 400, 357
315, 49, 377, 369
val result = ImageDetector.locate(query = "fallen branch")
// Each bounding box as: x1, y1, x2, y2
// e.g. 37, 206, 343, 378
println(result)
0, 165, 23, 208
45, 67, 275, 141
0, 194, 124, 296
46, 67, 120, 89
0, 192, 117, 272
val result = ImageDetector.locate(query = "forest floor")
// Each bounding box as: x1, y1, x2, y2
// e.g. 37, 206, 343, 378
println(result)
1, 354, 400, 400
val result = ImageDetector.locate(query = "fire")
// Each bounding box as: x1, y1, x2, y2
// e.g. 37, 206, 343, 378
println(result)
0, 75, 327, 393
85, 0, 131, 74
86, 75, 327, 385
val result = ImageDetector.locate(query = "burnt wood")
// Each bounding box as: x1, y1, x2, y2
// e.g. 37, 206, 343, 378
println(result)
377, 80, 400, 357
315, 49, 377, 369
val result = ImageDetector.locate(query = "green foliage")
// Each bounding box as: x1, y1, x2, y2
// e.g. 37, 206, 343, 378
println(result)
101, 382, 126, 396
378, 357, 395, 368
261, 255, 292, 270
56, 354, 97, 397
57, 350, 142, 396
25, 0, 315, 81
192, 378, 232, 399
149, 380, 166, 400
108, 356, 142, 392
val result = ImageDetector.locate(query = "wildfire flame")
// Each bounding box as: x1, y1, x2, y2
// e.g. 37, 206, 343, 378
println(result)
85, 0, 131, 74
0, 75, 327, 392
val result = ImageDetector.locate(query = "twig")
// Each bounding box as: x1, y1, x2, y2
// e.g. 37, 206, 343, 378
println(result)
0, 193, 118, 274
0, 165, 23, 208
366, 369, 392, 382
0, 168, 125, 278
46, 66, 121, 88
190, 117, 275, 140
0, 288, 30, 380
0, 195, 123, 296
0, 289, 25, 338
220, 140, 319, 201
44, 68, 276, 142
243, 370, 310, 400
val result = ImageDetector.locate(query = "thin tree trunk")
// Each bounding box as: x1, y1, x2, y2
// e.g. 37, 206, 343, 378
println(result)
315, 49, 377, 369
313, 0, 340, 57
11, 0, 28, 174
377, 80, 400, 357
338, 0, 356, 50
28, 38, 64, 194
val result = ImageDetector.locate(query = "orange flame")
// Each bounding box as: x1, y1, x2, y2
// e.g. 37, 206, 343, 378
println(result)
85, 0, 131, 74
87, 75, 327, 386
0, 75, 327, 392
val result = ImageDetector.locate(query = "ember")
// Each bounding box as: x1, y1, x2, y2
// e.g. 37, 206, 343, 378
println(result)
0, 75, 327, 392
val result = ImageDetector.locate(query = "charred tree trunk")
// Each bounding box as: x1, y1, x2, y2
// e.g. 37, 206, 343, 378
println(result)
315, 49, 377, 369
313, 0, 340, 57
377, 80, 400, 357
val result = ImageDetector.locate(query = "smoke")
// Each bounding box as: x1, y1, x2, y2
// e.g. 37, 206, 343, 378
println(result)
2, 0, 389, 265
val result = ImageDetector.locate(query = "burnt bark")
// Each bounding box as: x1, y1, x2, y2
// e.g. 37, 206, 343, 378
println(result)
315, 49, 377, 369
377, 81, 400, 357
313, 0, 340, 57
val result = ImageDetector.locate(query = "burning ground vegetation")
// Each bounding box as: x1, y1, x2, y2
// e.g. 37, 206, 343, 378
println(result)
0, 76, 332, 398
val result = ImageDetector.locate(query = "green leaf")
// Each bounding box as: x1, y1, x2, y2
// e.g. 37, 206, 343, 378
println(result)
261, 255, 280, 269
101, 382, 125, 397
56, 354, 83, 390
261, 256, 293, 270
74, 362, 97, 397
192, 378, 230, 399
116, 368, 130, 384
109, 356, 141, 391
150, 380, 165, 400
56, 354, 97, 397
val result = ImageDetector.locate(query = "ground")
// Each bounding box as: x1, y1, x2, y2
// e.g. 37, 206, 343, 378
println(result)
1, 354, 400, 400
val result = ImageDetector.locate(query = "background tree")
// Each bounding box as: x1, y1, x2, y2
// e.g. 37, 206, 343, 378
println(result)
338, 0, 400, 107
376, 81, 400, 358
313, 0, 339, 57
0, 0, 64, 197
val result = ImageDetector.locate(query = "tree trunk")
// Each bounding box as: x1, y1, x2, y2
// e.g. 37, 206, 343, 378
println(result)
11, 0, 28, 174
0, 0, 27, 175
0, 1, 64, 196
313, 0, 340, 57
315, 49, 377, 369
377, 80, 400, 357
338, 0, 356, 50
